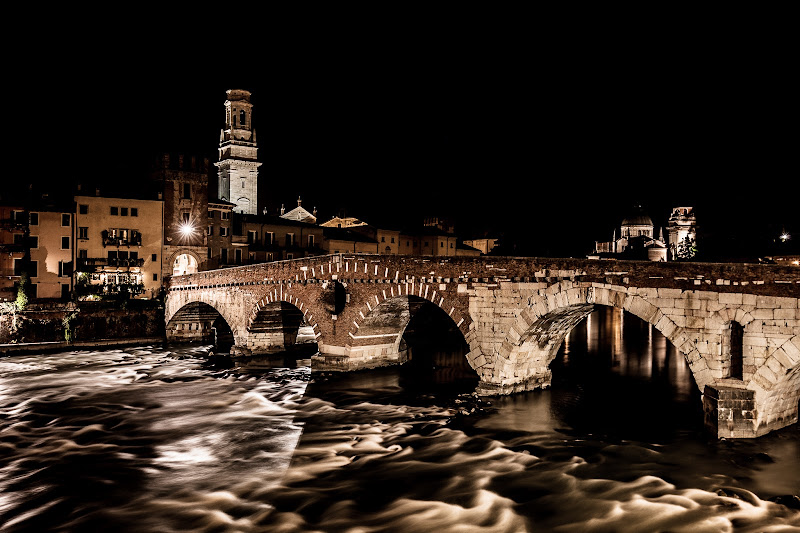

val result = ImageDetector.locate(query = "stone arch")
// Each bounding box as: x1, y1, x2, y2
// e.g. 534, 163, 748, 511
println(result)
167, 249, 202, 277
166, 299, 237, 349
749, 335, 800, 432
485, 283, 706, 395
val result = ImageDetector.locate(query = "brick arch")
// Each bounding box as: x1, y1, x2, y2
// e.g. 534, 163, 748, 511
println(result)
247, 286, 323, 343
347, 280, 471, 341
351, 292, 471, 358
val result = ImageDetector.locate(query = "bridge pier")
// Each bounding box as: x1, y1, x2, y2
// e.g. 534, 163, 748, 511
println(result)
311, 342, 408, 371
703, 384, 799, 438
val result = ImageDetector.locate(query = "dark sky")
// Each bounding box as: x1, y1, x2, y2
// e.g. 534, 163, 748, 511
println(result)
8, 23, 797, 258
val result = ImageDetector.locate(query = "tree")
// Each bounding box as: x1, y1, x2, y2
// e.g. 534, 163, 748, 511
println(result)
676, 236, 697, 260
15, 272, 29, 311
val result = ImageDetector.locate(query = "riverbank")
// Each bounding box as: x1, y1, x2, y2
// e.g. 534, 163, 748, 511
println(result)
0, 299, 165, 346
0, 336, 166, 357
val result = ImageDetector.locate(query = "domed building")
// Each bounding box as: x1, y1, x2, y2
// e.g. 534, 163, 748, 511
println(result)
592, 205, 668, 261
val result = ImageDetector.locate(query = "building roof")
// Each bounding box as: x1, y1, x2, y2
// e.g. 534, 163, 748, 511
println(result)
621, 205, 653, 227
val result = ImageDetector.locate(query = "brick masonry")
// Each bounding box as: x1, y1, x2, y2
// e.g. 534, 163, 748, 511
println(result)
167, 254, 800, 438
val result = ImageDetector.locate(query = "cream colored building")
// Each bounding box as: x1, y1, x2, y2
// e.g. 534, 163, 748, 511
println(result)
73, 194, 164, 299
28, 208, 73, 299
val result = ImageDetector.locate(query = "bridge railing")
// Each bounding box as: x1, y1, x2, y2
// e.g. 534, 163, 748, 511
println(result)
166, 254, 800, 297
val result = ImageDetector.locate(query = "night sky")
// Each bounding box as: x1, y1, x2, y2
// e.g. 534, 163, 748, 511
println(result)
8, 23, 797, 260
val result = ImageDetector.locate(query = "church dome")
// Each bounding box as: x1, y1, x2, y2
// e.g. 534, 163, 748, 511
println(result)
622, 206, 653, 227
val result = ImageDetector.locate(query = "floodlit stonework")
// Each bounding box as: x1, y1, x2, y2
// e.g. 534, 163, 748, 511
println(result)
167, 255, 800, 439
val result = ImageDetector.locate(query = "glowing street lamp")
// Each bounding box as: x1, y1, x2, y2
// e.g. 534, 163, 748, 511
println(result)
780, 232, 790, 243
179, 222, 196, 239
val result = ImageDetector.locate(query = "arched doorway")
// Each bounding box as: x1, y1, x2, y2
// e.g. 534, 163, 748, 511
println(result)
173, 254, 198, 276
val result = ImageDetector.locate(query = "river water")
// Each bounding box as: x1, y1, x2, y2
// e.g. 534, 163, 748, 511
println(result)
1, 307, 798, 532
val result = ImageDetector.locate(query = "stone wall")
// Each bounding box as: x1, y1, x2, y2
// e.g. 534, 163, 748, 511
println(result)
1, 301, 164, 345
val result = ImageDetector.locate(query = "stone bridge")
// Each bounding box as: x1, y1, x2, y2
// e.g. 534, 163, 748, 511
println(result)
166, 254, 800, 438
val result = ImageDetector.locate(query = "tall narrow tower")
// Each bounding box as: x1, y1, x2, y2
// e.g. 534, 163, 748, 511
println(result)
215, 89, 261, 214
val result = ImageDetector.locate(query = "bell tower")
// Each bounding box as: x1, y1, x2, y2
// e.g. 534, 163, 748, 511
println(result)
215, 89, 261, 214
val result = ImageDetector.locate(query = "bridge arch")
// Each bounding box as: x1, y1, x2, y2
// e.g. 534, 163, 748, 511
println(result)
166, 300, 236, 351
243, 291, 322, 355
348, 293, 476, 382
483, 284, 703, 395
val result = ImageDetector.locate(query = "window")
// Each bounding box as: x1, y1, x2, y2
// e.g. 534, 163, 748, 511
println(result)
62, 236, 70, 249
308, 235, 315, 247
266, 232, 274, 245
78, 227, 88, 239
381, 236, 385, 242
153, 273, 158, 281
285, 233, 294, 247
121, 207, 128, 216
152, 254, 157, 261
724, 322, 745, 380
78, 249, 88, 259
248, 230, 258, 244
235, 249, 242, 264
27, 235, 38, 249
441, 242, 444, 248
29, 212, 39, 225
240, 110, 246, 126
13, 259, 24, 276
208, 210, 214, 219
221, 248, 228, 263
110, 206, 118, 216
29, 261, 38, 278
220, 227, 228, 236
183, 183, 191, 199
208, 226, 213, 236
221, 211, 230, 220
182, 212, 190, 223
391, 237, 395, 243
62, 213, 71, 226
13, 211, 25, 223
79, 204, 88, 214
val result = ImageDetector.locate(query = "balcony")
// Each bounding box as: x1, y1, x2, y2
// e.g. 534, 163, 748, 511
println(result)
101, 230, 142, 247
77, 257, 145, 271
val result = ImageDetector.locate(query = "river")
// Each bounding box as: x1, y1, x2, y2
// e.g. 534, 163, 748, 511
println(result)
1, 307, 798, 532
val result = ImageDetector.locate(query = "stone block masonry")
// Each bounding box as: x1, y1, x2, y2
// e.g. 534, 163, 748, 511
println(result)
167, 254, 800, 438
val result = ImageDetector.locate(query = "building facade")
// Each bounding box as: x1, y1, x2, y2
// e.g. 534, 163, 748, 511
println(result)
150, 153, 210, 278
0, 205, 27, 302
28, 208, 73, 299
73, 194, 164, 299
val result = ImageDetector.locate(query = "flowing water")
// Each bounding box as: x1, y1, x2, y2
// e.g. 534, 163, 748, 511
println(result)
1, 308, 798, 532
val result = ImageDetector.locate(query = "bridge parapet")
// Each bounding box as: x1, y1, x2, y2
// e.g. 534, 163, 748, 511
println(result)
166, 254, 800, 438
168, 254, 800, 298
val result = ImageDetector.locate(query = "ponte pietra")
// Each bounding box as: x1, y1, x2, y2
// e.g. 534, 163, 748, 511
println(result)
166, 254, 800, 439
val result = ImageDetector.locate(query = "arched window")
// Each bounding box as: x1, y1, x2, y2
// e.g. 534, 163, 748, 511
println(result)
723, 321, 744, 380
240, 110, 246, 127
